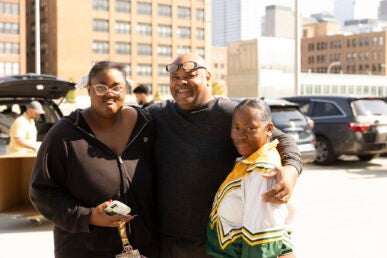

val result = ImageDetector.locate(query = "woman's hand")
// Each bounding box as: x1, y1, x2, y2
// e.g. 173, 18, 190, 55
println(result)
89, 201, 135, 228
261, 165, 299, 204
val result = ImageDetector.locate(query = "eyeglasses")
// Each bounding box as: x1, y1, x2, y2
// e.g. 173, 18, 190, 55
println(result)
166, 61, 206, 73
92, 84, 125, 96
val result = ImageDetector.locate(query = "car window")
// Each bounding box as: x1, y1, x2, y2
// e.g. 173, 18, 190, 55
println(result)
297, 102, 310, 114
271, 107, 306, 124
312, 102, 343, 117
352, 99, 387, 116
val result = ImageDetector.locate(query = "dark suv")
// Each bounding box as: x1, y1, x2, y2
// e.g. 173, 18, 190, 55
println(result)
0, 73, 75, 154
264, 98, 316, 163
283, 95, 387, 165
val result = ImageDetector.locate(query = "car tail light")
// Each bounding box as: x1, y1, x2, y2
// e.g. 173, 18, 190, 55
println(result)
346, 122, 371, 132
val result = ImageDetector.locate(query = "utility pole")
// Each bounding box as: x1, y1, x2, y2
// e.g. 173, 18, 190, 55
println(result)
35, 0, 41, 74
294, 0, 300, 95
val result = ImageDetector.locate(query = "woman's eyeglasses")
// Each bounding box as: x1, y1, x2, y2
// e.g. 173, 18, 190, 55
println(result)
92, 84, 125, 96
166, 61, 206, 73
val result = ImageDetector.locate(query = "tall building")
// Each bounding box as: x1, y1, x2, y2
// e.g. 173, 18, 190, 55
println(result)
26, 0, 211, 97
0, 0, 26, 76
211, 0, 260, 47
263, 5, 294, 39
378, 0, 387, 20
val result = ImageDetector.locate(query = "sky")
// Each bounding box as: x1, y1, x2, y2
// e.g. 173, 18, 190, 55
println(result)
261, 0, 382, 19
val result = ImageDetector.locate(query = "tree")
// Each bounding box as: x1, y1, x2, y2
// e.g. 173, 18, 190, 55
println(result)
211, 81, 225, 96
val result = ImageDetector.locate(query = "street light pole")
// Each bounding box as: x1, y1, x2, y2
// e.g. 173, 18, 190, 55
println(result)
327, 61, 341, 74
294, 0, 300, 95
35, 0, 41, 74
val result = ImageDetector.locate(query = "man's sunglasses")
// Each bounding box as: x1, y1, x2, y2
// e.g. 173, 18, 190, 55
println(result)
166, 61, 206, 73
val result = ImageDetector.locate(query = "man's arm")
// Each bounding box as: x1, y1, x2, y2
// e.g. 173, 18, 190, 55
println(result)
262, 127, 303, 204
272, 127, 303, 174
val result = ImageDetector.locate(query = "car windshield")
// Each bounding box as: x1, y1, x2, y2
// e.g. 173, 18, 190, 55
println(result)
352, 99, 387, 116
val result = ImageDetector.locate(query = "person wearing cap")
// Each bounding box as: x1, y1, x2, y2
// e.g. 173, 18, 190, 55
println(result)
132, 84, 154, 108
7, 100, 45, 154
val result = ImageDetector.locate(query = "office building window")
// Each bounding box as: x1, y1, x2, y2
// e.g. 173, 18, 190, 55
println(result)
138, 2, 151, 15
0, 42, 19, 54
158, 25, 172, 37
123, 64, 131, 78
157, 45, 172, 57
158, 4, 171, 17
177, 46, 191, 55
196, 9, 204, 21
116, 0, 130, 12
177, 6, 190, 19
0, 22, 19, 34
0, 62, 19, 75
92, 41, 109, 54
138, 44, 152, 56
196, 47, 204, 58
93, 0, 109, 11
177, 27, 190, 38
137, 23, 152, 36
93, 19, 109, 32
158, 65, 168, 77
196, 28, 204, 40
158, 84, 171, 97
0, 2, 19, 15
137, 64, 152, 76
115, 21, 131, 34
115, 42, 131, 55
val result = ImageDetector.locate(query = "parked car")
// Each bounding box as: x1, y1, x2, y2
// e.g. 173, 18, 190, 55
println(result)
283, 95, 387, 165
232, 98, 317, 163
0, 73, 75, 154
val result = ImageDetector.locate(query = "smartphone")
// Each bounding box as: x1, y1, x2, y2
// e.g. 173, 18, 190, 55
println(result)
104, 200, 131, 216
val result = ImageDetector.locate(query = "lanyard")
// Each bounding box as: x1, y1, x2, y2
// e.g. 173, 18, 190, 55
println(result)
118, 221, 133, 252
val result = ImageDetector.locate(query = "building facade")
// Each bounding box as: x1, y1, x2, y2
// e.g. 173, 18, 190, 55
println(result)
26, 0, 211, 98
227, 37, 296, 99
0, 0, 26, 76
302, 22, 387, 75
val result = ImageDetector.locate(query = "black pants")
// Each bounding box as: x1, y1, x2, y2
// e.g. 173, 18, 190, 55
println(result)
160, 234, 213, 258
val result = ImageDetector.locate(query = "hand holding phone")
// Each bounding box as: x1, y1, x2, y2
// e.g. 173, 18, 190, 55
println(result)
104, 200, 131, 216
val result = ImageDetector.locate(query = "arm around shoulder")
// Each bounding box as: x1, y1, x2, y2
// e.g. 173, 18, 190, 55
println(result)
272, 127, 303, 175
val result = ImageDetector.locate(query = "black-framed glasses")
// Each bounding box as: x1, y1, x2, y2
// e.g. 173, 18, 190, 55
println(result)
92, 84, 125, 96
166, 61, 206, 72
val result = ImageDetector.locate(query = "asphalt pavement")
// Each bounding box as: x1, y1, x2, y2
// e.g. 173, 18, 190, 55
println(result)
1, 156, 387, 258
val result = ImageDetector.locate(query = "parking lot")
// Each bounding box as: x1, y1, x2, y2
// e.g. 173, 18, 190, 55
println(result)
0, 155, 387, 257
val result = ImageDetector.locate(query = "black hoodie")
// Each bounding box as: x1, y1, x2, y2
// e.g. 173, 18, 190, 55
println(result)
29, 107, 158, 258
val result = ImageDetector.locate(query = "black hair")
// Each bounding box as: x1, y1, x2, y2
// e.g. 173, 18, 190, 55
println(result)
87, 61, 128, 87
133, 84, 152, 95
234, 98, 272, 124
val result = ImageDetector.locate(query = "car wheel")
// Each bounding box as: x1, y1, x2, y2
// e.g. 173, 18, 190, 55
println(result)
357, 154, 376, 161
314, 137, 336, 165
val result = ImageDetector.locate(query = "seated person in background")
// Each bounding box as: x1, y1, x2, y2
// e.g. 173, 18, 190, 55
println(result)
7, 101, 45, 154
207, 98, 294, 258
132, 84, 154, 108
